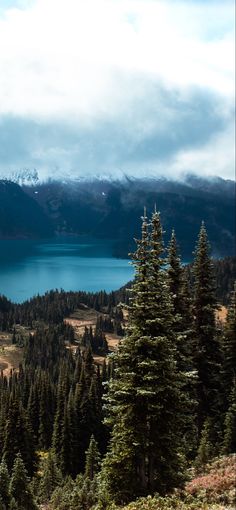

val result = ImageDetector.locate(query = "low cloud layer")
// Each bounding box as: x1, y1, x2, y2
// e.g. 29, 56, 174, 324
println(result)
0, 0, 234, 180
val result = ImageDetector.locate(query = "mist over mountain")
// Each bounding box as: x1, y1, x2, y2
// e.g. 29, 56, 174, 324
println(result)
0, 175, 234, 260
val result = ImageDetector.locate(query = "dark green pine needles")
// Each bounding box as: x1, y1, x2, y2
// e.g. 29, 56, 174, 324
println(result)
192, 222, 223, 444
101, 210, 189, 503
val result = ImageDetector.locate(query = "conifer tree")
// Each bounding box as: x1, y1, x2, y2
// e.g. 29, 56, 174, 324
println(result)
9, 453, 38, 510
167, 229, 193, 370
100, 210, 188, 503
193, 222, 222, 437
3, 397, 36, 476
222, 382, 236, 454
85, 435, 101, 480
0, 458, 10, 509
222, 282, 236, 403
167, 231, 196, 457
195, 418, 214, 469
52, 376, 67, 471
38, 377, 54, 450
38, 450, 63, 503
167, 230, 183, 312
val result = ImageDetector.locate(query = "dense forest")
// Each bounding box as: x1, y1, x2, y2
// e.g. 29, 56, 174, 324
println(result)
0, 213, 235, 509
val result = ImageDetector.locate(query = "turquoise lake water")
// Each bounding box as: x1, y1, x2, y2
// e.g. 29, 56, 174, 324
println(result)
0, 239, 133, 303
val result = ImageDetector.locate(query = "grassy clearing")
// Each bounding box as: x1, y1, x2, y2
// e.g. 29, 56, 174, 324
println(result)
65, 307, 122, 364
0, 331, 23, 376
64, 307, 99, 337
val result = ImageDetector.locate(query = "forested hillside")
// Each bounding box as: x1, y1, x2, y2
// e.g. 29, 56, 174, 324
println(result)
0, 213, 235, 509
0, 175, 235, 259
0, 181, 53, 239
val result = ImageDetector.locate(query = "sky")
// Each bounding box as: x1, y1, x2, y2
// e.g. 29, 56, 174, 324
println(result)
0, 0, 235, 181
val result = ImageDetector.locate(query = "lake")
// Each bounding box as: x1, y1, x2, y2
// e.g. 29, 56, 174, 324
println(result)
0, 239, 134, 303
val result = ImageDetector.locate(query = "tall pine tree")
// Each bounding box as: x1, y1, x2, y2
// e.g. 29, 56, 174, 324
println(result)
100, 210, 188, 503
9, 453, 38, 510
192, 222, 222, 442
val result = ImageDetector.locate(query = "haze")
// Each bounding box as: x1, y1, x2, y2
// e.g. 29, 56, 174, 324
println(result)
0, 0, 235, 181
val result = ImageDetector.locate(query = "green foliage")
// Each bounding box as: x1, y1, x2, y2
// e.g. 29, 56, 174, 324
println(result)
186, 455, 236, 507
195, 418, 214, 468
222, 383, 236, 455
50, 474, 98, 510
192, 223, 223, 438
114, 494, 225, 510
0, 458, 10, 508
9, 453, 38, 510
1, 209, 235, 509
100, 211, 189, 503
3, 397, 36, 476
85, 435, 101, 480
38, 450, 63, 503
222, 282, 236, 403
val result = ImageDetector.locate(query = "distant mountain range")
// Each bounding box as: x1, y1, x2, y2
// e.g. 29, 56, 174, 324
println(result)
0, 175, 235, 259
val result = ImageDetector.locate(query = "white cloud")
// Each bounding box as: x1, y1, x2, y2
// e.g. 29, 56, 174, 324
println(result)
165, 121, 235, 179
0, 0, 234, 119
0, 0, 234, 179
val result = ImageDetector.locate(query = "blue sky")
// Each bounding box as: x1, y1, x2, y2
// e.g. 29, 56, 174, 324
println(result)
0, 0, 235, 181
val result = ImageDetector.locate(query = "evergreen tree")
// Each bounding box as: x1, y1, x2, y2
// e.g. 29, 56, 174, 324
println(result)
195, 418, 214, 469
0, 458, 10, 509
222, 281, 236, 403
193, 222, 222, 438
9, 453, 38, 510
52, 376, 67, 471
167, 231, 196, 457
38, 450, 63, 503
100, 211, 188, 503
222, 382, 236, 454
167, 229, 193, 370
85, 435, 101, 480
3, 397, 36, 476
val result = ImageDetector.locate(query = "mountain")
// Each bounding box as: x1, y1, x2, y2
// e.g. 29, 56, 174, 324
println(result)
0, 180, 53, 238
0, 175, 235, 259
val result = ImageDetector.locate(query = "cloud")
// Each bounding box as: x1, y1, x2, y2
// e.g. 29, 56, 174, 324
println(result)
0, 0, 234, 180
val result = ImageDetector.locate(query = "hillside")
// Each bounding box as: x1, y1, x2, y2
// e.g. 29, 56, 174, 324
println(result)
0, 175, 235, 259
0, 180, 53, 238
24, 175, 235, 259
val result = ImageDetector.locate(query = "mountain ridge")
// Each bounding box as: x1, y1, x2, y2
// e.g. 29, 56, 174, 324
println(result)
0, 176, 235, 259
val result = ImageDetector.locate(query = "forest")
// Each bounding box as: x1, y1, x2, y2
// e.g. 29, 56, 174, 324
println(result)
0, 212, 235, 510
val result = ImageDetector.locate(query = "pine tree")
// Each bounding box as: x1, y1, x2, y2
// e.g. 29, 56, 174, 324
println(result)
52, 376, 67, 471
85, 435, 101, 480
38, 376, 54, 450
167, 229, 193, 370
9, 453, 38, 510
0, 458, 10, 509
222, 282, 236, 403
3, 397, 36, 476
193, 222, 222, 438
195, 418, 214, 469
167, 231, 196, 457
222, 382, 236, 454
100, 210, 188, 503
38, 450, 63, 503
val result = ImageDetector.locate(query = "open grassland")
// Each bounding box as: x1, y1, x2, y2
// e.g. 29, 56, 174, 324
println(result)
64, 306, 100, 337
0, 331, 23, 376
